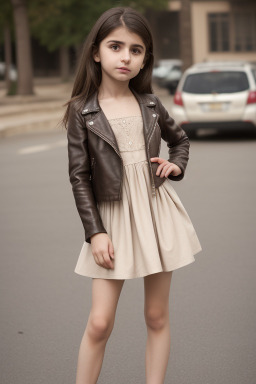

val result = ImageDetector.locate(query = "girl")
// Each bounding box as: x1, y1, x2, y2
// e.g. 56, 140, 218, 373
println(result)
63, 6, 202, 384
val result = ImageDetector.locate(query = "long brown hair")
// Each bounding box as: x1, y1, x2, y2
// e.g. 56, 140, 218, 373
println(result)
62, 6, 154, 129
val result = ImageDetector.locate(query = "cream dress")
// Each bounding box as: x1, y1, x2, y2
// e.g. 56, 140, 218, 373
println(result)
74, 115, 202, 279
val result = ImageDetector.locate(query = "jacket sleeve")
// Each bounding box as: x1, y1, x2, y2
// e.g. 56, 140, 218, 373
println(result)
67, 102, 107, 243
154, 95, 190, 181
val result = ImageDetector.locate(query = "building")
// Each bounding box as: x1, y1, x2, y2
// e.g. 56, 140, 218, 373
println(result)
147, 0, 256, 70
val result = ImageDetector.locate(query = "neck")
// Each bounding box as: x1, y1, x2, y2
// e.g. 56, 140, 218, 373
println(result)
97, 76, 133, 101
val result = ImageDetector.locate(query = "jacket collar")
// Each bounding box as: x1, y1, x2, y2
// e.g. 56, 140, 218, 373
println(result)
81, 87, 156, 116
81, 87, 158, 156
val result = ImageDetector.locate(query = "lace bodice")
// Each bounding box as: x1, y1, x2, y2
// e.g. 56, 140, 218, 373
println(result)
108, 116, 145, 152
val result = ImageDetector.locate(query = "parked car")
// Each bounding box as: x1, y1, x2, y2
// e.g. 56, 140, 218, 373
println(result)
0, 62, 18, 81
153, 59, 183, 94
171, 61, 256, 137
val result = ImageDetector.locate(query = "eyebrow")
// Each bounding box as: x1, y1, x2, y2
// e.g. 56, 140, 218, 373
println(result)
106, 40, 144, 50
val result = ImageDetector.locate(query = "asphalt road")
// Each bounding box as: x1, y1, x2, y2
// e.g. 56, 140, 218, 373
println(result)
1, 96, 256, 384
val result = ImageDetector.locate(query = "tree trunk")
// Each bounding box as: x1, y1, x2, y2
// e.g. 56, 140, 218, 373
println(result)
179, 0, 193, 71
75, 43, 83, 62
11, 0, 34, 94
72, 43, 83, 75
60, 46, 70, 82
145, 9, 161, 63
4, 23, 12, 94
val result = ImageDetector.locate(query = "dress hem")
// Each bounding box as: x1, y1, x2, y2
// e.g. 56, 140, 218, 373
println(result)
74, 246, 202, 280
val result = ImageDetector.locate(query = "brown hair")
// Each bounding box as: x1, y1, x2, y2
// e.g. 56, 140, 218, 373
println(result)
62, 6, 154, 128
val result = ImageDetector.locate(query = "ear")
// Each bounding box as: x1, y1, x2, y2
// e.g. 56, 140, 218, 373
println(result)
141, 53, 148, 69
141, 59, 146, 69
93, 46, 100, 63
94, 53, 100, 63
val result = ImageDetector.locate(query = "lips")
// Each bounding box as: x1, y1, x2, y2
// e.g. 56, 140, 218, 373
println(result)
118, 67, 131, 71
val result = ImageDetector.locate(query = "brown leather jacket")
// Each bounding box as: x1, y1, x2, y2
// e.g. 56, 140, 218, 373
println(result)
67, 88, 190, 243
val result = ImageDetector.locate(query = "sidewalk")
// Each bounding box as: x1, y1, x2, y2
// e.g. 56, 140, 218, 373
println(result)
0, 78, 73, 138
0, 77, 168, 139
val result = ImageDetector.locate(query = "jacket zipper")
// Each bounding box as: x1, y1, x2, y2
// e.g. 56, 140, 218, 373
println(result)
87, 123, 124, 199
146, 119, 158, 197
91, 157, 95, 179
157, 124, 161, 157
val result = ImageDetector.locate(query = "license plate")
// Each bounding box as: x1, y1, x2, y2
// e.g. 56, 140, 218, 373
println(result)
199, 102, 230, 112
209, 102, 222, 111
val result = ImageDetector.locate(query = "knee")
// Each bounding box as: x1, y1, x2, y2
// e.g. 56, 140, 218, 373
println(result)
87, 314, 113, 342
144, 307, 168, 331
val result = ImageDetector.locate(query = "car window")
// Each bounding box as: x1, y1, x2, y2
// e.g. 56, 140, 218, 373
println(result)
172, 66, 181, 71
183, 71, 249, 94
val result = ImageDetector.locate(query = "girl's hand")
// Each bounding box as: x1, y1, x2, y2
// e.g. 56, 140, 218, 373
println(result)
90, 233, 115, 269
150, 157, 182, 178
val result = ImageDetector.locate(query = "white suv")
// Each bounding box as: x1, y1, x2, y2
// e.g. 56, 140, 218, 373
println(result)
171, 61, 256, 137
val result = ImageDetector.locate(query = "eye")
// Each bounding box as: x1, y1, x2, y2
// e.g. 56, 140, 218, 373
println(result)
110, 44, 119, 51
132, 48, 142, 54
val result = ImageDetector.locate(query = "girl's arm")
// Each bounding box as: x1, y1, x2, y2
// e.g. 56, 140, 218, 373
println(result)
154, 95, 190, 181
67, 102, 107, 244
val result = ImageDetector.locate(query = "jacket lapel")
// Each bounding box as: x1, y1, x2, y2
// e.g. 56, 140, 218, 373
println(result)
81, 91, 120, 155
132, 89, 159, 143
81, 88, 158, 156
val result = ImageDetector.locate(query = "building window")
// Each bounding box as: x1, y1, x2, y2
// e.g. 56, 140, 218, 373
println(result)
208, 12, 256, 52
208, 13, 230, 52
234, 12, 256, 51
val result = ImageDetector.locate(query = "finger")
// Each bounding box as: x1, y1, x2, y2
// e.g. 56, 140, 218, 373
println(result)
165, 164, 181, 177
99, 254, 109, 269
93, 253, 100, 266
156, 166, 164, 176
103, 252, 114, 269
163, 164, 175, 177
160, 164, 172, 178
164, 166, 175, 177
107, 258, 114, 269
156, 162, 168, 176
151, 157, 164, 163
108, 242, 115, 260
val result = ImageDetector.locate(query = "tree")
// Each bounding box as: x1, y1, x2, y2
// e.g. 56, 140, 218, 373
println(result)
29, 0, 168, 80
0, 0, 15, 94
10, 0, 34, 94
179, 0, 193, 71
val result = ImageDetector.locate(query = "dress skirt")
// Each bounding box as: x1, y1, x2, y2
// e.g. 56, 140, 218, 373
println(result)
74, 116, 202, 279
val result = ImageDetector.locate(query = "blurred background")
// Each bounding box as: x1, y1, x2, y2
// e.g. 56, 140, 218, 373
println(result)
1, 0, 256, 137
1, 0, 256, 89
1, 1, 256, 384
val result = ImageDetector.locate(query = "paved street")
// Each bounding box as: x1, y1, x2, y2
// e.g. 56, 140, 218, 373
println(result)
0, 94, 256, 384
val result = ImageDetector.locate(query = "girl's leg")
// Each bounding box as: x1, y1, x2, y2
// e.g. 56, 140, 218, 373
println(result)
76, 278, 125, 384
143, 271, 173, 384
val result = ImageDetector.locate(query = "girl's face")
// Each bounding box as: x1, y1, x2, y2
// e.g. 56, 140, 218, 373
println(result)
93, 26, 146, 84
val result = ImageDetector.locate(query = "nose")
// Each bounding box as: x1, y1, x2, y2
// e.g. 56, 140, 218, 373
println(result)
121, 48, 131, 63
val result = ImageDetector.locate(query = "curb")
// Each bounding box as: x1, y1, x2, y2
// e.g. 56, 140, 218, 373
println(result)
0, 80, 169, 139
